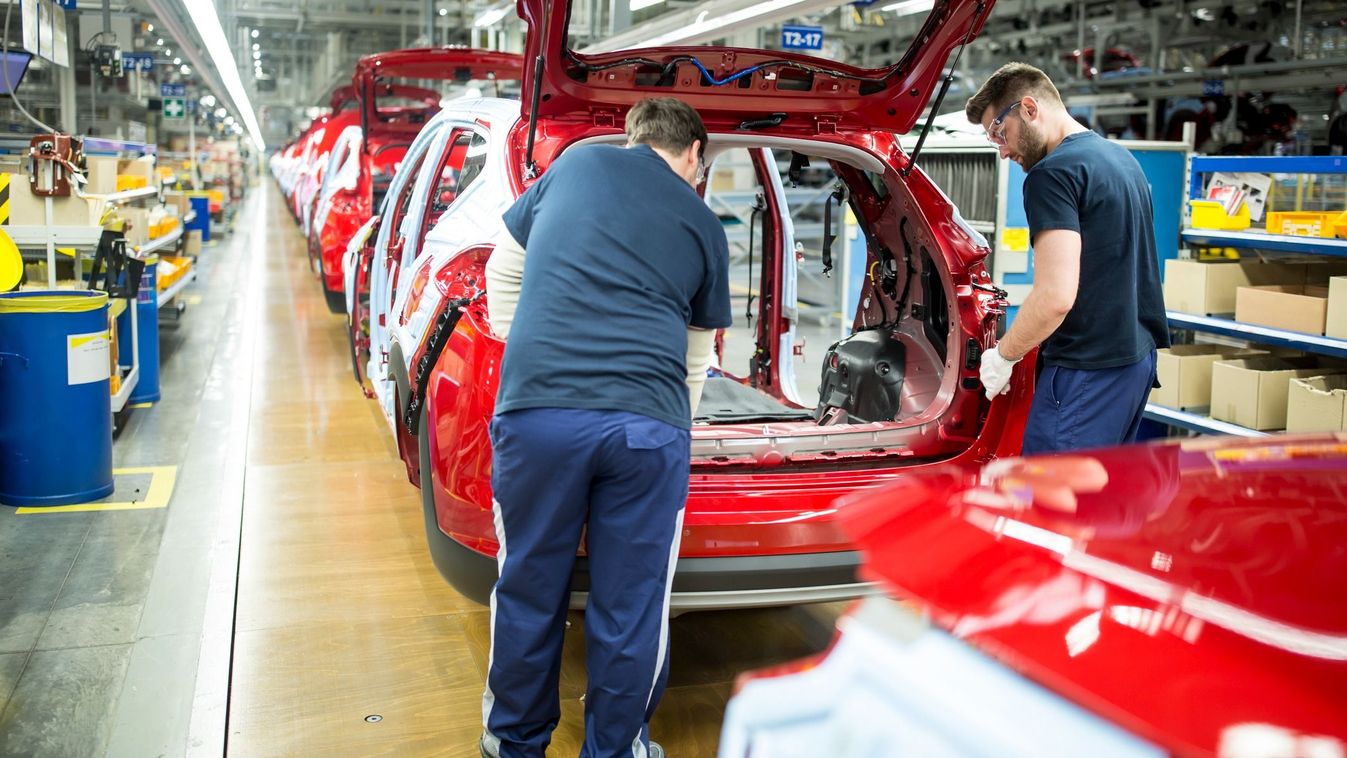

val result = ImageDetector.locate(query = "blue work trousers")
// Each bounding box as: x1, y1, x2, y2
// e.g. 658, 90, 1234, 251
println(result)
1022, 350, 1157, 455
482, 408, 689, 758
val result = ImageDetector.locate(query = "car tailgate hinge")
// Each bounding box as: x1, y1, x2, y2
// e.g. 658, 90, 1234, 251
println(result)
592, 108, 618, 128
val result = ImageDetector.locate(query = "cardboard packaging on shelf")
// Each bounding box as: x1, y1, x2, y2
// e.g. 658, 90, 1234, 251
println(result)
1163, 259, 1307, 316
1211, 357, 1346, 430
1327, 277, 1347, 341
1149, 345, 1272, 410
6, 173, 98, 226
84, 156, 120, 195
1286, 374, 1347, 433
1234, 284, 1330, 335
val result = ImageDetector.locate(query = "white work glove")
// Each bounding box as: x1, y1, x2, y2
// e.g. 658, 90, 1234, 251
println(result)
979, 344, 1020, 400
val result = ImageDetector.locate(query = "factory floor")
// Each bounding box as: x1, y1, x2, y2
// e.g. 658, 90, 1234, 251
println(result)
0, 183, 842, 757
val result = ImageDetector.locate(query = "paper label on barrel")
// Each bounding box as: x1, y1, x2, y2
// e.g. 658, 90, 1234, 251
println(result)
67, 330, 111, 385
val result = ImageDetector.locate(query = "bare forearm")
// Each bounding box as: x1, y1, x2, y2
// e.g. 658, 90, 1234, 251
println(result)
686, 327, 715, 418
996, 288, 1069, 361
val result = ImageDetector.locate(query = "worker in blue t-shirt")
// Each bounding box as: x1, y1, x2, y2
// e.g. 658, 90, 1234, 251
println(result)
965, 62, 1169, 454
478, 97, 730, 758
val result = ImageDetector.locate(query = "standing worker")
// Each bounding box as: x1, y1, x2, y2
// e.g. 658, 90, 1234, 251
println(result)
478, 97, 730, 758
967, 62, 1169, 454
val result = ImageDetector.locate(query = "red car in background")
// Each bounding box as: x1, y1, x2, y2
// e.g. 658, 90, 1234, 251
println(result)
360, 0, 1039, 611
294, 88, 360, 239
721, 435, 1347, 756
309, 48, 522, 313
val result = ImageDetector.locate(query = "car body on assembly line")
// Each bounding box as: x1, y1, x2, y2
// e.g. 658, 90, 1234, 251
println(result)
310, 48, 522, 313
348, 0, 1036, 612
720, 434, 1347, 757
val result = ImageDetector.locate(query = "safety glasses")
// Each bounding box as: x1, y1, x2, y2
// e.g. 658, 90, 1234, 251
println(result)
986, 101, 1022, 146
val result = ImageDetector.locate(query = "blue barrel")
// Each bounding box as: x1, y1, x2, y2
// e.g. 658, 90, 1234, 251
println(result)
0, 290, 114, 506
186, 196, 211, 242
127, 256, 159, 403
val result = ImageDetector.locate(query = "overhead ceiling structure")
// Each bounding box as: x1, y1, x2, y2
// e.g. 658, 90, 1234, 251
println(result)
130, 0, 1347, 150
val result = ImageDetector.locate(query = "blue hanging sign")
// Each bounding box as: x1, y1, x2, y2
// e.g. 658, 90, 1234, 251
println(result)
54, 0, 76, 8
123, 53, 156, 73
780, 25, 824, 51
161, 82, 186, 97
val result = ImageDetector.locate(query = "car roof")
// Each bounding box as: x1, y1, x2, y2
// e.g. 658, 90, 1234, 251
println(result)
838, 434, 1347, 755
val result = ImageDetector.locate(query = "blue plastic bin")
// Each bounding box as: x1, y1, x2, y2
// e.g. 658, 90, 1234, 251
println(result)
127, 256, 159, 403
186, 196, 211, 242
0, 290, 114, 506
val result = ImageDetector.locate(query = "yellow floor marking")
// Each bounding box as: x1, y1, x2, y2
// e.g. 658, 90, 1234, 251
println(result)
16, 465, 178, 514
130, 402, 154, 409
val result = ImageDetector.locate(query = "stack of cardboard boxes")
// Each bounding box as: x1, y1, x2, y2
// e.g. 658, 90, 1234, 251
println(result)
1155, 258, 1347, 432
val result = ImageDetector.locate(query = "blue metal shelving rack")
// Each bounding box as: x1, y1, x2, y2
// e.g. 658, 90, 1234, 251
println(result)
1147, 155, 1347, 436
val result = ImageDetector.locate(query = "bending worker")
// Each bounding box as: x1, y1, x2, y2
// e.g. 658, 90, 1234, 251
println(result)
479, 97, 730, 758
967, 62, 1169, 454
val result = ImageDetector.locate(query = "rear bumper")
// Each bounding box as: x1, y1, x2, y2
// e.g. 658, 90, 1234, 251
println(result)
427, 525, 876, 613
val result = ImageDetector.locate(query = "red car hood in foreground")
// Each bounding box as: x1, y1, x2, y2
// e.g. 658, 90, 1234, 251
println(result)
839, 435, 1347, 757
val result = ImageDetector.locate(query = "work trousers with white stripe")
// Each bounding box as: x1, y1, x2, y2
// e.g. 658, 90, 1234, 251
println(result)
483, 408, 689, 758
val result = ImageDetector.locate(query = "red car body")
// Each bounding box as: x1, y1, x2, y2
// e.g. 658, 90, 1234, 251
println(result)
360, 0, 1041, 611
723, 435, 1347, 755
310, 49, 523, 312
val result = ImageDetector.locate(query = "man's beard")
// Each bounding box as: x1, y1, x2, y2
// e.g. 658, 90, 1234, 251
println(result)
1017, 121, 1049, 170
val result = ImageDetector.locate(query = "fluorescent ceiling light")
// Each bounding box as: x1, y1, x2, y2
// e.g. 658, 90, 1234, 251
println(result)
473, 6, 510, 26
250, 28, 259, 38
147, 23, 154, 32
184, 0, 266, 149
879, 0, 933, 15
630, 0, 665, 10
156, 37, 164, 45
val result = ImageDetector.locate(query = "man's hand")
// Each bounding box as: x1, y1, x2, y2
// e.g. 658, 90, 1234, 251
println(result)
979, 344, 1020, 400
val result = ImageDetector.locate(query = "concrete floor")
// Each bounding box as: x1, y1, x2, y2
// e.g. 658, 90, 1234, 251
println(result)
0, 184, 844, 756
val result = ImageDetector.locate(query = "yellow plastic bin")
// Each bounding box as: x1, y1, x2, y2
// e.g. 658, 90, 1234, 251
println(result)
1189, 199, 1250, 230
1266, 211, 1338, 238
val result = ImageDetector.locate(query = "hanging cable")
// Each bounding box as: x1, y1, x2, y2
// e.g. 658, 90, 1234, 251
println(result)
746, 191, 764, 327
3, 0, 57, 133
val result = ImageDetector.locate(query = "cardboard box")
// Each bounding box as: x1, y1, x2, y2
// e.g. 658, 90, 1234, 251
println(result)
1328, 277, 1347, 341
163, 191, 191, 217
116, 156, 156, 181
184, 229, 202, 256
84, 156, 120, 195
1235, 284, 1330, 335
117, 207, 150, 247
1163, 259, 1306, 315
5, 173, 96, 226
1210, 357, 1342, 430
1149, 345, 1270, 409
1286, 374, 1347, 433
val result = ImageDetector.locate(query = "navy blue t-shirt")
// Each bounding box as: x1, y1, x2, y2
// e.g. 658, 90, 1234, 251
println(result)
496, 144, 731, 429
1024, 131, 1169, 369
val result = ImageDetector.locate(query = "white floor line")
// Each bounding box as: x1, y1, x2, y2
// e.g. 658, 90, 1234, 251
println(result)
185, 190, 267, 757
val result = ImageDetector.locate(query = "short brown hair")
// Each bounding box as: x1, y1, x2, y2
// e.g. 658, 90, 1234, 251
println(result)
625, 97, 708, 158
964, 62, 1064, 124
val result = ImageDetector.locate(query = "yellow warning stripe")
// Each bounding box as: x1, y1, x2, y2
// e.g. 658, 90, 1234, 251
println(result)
15, 465, 178, 514
0, 173, 9, 225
